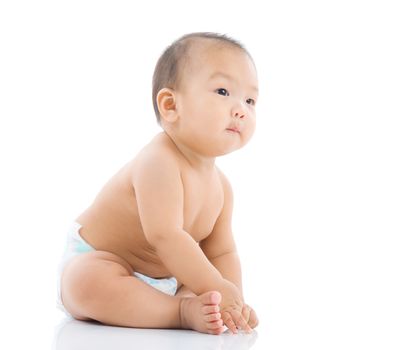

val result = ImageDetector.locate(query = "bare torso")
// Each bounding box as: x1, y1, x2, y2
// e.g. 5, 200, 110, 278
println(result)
76, 132, 224, 279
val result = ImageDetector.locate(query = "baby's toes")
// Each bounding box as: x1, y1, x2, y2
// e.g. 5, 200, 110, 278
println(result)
204, 312, 221, 322
207, 319, 224, 330
199, 291, 221, 306
202, 305, 220, 314
208, 325, 225, 335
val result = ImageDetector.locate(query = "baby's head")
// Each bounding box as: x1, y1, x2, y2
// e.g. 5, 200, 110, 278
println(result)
152, 32, 258, 157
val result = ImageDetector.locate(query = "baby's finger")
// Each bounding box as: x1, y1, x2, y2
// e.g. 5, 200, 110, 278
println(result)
231, 309, 252, 333
222, 311, 238, 334
242, 305, 251, 323
248, 307, 259, 328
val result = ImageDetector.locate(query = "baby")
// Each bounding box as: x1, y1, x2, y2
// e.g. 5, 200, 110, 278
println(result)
58, 32, 259, 335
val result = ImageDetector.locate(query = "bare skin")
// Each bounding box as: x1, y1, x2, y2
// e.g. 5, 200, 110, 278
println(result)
60, 40, 259, 334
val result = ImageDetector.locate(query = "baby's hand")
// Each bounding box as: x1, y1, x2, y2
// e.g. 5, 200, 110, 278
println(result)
217, 279, 252, 334
242, 303, 259, 329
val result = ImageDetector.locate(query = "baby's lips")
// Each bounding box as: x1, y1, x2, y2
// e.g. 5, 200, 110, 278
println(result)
226, 127, 241, 133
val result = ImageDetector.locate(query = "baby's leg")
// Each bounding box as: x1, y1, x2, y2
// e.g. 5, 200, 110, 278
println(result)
176, 284, 197, 298
60, 251, 224, 334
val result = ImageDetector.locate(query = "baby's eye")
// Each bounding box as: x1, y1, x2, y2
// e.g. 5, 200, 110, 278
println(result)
216, 88, 229, 96
246, 98, 256, 106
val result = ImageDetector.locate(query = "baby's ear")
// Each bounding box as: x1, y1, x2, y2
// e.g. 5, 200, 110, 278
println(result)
157, 88, 178, 123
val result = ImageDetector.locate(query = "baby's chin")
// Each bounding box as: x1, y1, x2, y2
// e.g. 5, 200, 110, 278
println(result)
211, 143, 246, 157
188, 133, 248, 157
196, 146, 237, 158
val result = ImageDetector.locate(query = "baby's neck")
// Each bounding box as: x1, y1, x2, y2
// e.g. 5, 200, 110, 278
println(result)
176, 142, 216, 172
162, 132, 216, 172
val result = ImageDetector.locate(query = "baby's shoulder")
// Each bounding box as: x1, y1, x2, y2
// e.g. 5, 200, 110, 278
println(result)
215, 166, 231, 187
130, 134, 182, 177
129, 134, 184, 194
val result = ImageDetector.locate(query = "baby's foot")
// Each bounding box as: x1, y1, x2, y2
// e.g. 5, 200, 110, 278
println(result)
179, 291, 224, 335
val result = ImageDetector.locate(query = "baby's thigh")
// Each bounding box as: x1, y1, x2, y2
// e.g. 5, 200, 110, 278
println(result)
60, 251, 134, 318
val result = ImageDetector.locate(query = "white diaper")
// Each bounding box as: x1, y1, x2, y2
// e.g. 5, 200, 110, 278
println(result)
56, 222, 178, 315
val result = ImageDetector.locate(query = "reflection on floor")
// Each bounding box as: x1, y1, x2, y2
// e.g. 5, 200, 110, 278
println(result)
53, 318, 258, 350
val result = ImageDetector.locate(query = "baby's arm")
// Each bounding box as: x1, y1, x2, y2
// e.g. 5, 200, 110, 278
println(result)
132, 153, 224, 295
199, 169, 257, 331
132, 152, 251, 333
200, 170, 243, 295
208, 252, 243, 295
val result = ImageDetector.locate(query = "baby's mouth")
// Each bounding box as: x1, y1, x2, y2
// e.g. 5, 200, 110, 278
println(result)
226, 127, 240, 134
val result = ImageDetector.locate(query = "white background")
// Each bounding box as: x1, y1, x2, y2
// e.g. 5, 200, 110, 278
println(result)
0, 0, 416, 349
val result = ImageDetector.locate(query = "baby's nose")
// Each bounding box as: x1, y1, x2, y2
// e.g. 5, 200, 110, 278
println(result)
232, 103, 246, 119
234, 111, 245, 118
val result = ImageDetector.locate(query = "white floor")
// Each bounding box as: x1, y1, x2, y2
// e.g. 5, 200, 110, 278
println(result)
48, 292, 415, 350
53, 318, 259, 350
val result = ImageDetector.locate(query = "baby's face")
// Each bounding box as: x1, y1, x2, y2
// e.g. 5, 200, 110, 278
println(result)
173, 45, 258, 157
